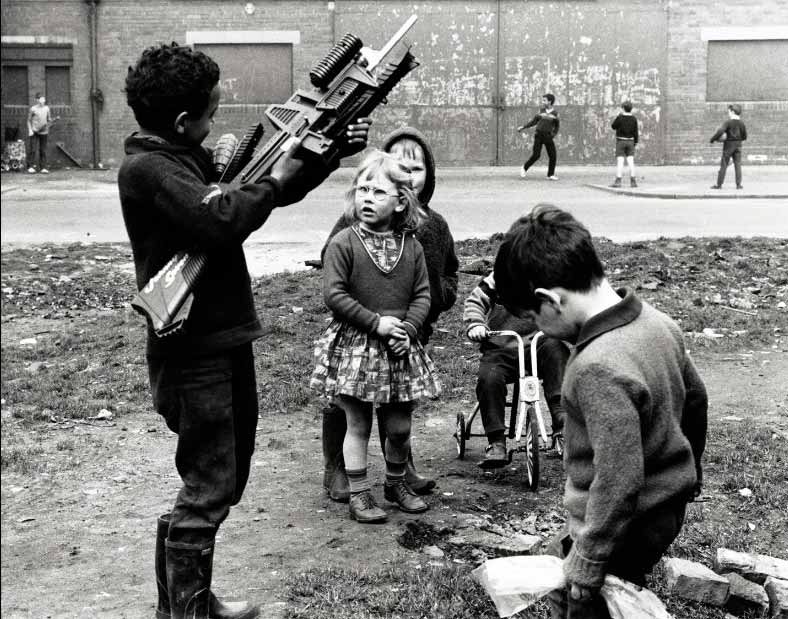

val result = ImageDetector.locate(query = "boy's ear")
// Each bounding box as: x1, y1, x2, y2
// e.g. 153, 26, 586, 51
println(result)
534, 287, 561, 310
173, 111, 189, 135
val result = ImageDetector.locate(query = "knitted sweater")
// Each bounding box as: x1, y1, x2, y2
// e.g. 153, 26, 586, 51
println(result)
462, 272, 537, 352
323, 127, 458, 329
118, 133, 284, 356
322, 226, 431, 340
561, 289, 707, 588
611, 113, 639, 143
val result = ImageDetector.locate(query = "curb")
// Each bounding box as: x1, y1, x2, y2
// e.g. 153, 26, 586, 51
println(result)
586, 184, 788, 200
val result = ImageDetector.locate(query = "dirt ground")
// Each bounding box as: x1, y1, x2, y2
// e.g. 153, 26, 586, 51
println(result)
2, 310, 786, 618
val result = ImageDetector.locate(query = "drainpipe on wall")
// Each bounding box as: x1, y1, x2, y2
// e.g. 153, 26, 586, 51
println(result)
85, 0, 103, 168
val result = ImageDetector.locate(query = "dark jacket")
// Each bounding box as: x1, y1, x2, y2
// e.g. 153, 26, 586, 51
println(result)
118, 133, 284, 357
322, 127, 459, 339
522, 107, 560, 136
611, 114, 639, 144
710, 118, 747, 143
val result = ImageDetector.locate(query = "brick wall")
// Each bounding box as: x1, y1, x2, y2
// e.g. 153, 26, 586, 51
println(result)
3, 0, 786, 166
1, 0, 94, 168
665, 1, 788, 164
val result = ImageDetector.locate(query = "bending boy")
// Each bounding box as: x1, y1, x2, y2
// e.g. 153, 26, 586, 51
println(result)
494, 205, 707, 618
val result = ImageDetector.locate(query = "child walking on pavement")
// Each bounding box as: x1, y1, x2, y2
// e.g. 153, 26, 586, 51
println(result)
609, 100, 639, 188
710, 104, 747, 189
518, 93, 560, 181
311, 150, 441, 523
320, 128, 458, 501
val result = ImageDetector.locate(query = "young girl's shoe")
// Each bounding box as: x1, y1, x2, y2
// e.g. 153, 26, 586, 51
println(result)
384, 480, 428, 513
349, 491, 388, 523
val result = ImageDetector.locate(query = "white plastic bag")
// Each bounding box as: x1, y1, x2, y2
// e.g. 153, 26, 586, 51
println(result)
600, 575, 673, 619
471, 555, 565, 617
472, 555, 673, 619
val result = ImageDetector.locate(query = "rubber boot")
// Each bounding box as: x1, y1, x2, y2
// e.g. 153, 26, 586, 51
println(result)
164, 528, 260, 619
376, 409, 435, 495
609, 177, 622, 188
156, 514, 172, 619
322, 404, 350, 503
165, 536, 213, 618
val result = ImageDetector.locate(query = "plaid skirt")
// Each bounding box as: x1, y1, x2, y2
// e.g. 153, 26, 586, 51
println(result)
310, 319, 441, 404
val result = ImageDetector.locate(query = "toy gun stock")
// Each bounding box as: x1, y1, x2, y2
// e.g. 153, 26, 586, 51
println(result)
132, 16, 420, 337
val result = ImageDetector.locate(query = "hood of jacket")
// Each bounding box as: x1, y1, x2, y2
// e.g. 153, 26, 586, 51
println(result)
381, 126, 436, 206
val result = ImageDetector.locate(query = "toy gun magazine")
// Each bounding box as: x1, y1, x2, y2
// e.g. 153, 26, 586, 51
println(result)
131, 16, 420, 337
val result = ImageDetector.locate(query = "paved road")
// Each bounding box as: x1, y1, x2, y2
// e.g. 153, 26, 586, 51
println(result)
3, 166, 787, 275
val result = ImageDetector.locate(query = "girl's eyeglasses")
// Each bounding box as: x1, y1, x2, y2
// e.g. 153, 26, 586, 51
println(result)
355, 185, 399, 202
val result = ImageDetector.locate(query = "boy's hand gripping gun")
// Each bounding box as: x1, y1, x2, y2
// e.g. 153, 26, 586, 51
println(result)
131, 16, 420, 337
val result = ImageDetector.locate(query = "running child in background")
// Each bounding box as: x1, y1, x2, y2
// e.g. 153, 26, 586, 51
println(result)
518, 93, 560, 181
311, 150, 441, 524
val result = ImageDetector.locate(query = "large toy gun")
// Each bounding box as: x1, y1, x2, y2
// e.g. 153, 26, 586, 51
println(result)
131, 16, 420, 337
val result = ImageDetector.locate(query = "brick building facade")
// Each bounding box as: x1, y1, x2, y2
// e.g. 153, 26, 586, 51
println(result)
2, 0, 786, 168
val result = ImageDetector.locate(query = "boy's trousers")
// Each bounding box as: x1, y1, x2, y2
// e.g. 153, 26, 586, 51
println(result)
717, 141, 743, 187
524, 133, 557, 177
28, 132, 48, 169
147, 343, 259, 536
545, 497, 687, 619
476, 336, 568, 436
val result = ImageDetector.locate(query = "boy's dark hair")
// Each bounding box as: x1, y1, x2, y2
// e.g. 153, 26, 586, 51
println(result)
622, 100, 633, 112
543, 93, 555, 105
728, 103, 742, 116
124, 42, 220, 133
494, 204, 605, 312
35, 92, 43, 99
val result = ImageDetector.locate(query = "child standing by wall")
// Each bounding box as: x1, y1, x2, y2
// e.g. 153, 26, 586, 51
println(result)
119, 42, 369, 618
710, 104, 747, 190
320, 128, 458, 501
311, 150, 441, 523
27, 93, 53, 173
494, 205, 707, 619
609, 101, 639, 188
518, 93, 560, 181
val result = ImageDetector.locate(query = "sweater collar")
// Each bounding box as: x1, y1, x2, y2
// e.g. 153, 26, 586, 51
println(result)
574, 288, 642, 352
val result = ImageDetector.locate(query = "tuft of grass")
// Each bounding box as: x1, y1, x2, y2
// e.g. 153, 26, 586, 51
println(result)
284, 564, 507, 619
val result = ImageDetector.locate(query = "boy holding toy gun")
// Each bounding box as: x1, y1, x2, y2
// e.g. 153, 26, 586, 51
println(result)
118, 42, 370, 618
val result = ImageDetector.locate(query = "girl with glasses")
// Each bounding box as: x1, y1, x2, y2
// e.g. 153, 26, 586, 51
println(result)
310, 150, 441, 523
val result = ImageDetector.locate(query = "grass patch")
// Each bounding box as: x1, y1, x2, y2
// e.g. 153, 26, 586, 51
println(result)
1, 237, 786, 615
284, 564, 508, 619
